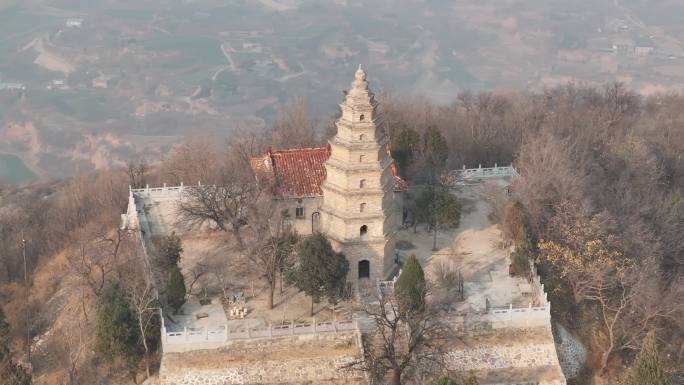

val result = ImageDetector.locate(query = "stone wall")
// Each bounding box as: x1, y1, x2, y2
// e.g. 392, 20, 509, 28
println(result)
446, 342, 559, 372
160, 356, 359, 385
282, 196, 322, 235
553, 323, 586, 380
443, 328, 566, 385
159, 333, 363, 385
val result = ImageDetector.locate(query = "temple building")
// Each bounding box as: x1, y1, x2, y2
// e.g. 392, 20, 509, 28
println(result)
250, 66, 405, 282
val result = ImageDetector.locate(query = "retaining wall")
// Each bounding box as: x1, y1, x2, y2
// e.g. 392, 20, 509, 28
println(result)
162, 320, 358, 353
159, 333, 363, 385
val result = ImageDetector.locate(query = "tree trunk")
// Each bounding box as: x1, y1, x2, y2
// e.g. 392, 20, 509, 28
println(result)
432, 226, 438, 251
268, 280, 275, 310
279, 270, 284, 294
140, 322, 150, 379
391, 369, 401, 385
232, 223, 245, 249
235, 233, 244, 249
81, 288, 88, 321
600, 342, 614, 373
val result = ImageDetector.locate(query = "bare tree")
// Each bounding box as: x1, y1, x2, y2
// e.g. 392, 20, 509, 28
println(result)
271, 96, 319, 148
229, 124, 270, 166
247, 198, 298, 309
67, 228, 126, 301
177, 177, 259, 248
126, 280, 159, 379
430, 257, 464, 306
127, 161, 148, 189
161, 135, 221, 185
346, 289, 451, 385
61, 321, 86, 385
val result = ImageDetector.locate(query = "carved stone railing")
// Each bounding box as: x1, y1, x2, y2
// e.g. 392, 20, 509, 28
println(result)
377, 268, 402, 298
160, 318, 359, 353
444, 164, 519, 185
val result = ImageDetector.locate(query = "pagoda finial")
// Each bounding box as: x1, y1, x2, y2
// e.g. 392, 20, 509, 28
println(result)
351, 64, 369, 92
355, 64, 366, 81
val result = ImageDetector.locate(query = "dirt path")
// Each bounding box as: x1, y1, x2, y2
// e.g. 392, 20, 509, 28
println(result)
220, 42, 238, 72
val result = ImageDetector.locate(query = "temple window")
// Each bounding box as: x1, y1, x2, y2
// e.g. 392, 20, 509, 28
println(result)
295, 207, 304, 218
359, 179, 366, 188
360, 225, 368, 238
360, 203, 366, 212
359, 154, 365, 163
359, 114, 365, 121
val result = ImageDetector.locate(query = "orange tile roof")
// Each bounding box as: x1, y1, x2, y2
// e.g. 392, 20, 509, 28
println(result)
250, 145, 407, 198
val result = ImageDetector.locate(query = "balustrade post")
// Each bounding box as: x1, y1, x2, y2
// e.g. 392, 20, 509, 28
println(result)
269, 323, 273, 338
184, 326, 188, 341
291, 320, 295, 335
205, 326, 209, 340
509, 303, 513, 321
224, 323, 229, 341
313, 317, 316, 333
248, 326, 251, 338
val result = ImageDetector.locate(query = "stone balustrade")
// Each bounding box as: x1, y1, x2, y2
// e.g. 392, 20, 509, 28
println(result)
445, 164, 519, 185
161, 318, 358, 353
130, 182, 199, 201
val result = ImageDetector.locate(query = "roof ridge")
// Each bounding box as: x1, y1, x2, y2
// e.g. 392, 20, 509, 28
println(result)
269, 146, 328, 154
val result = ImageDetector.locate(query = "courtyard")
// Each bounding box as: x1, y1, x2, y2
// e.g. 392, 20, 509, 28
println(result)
137, 176, 534, 333
396, 178, 537, 312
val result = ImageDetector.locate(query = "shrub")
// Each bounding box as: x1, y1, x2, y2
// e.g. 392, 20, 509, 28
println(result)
157, 232, 183, 270
624, 331, 669, 385
395, 254, 426, 312
166, 266, 187, 314
431, 377, 456, 385
286, 233, 349, 315
95, 281, 141, 365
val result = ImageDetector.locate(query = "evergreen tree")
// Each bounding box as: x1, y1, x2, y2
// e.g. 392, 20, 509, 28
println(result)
510, 231, 534, 278
166, 266, 187, 314
286, 233, 349, 315
624, 331, 669, 385
157, 232, 183, 270
391, 124, 421, 175
0, 306, 31, 385
433, 186, 461, 229
0, 305, 9, 358
96, 281, 141, 365
395, 254, 426, 313
503, 201, 532, 243
422, 126, 449, 183
431, 377, 456, 385
503, 201, 534, 278
415, 184, 461, 250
